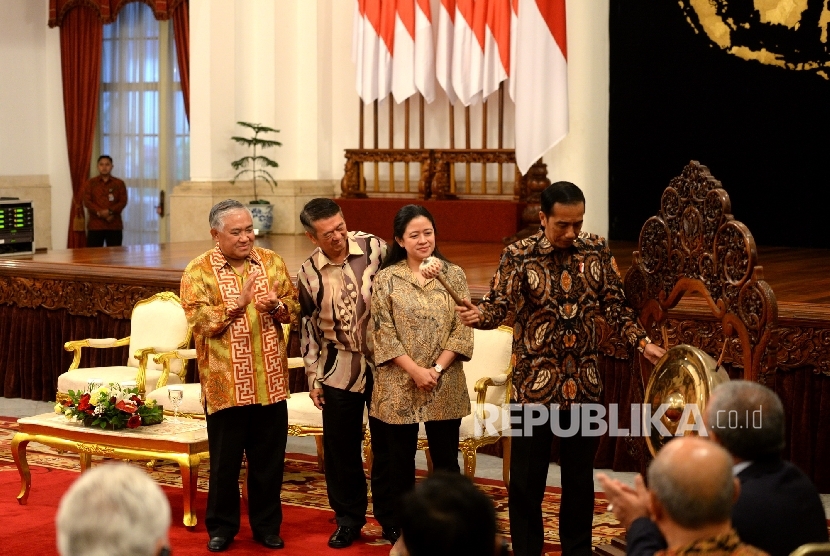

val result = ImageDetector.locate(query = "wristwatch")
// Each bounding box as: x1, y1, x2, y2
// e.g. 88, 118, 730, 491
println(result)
269, 301, 284, 315
637, 336, 652, 353
433, 363, 444, 374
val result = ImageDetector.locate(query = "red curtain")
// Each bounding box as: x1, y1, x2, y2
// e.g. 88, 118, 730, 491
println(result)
171, 0, 190, 121
59, 6, 103, 249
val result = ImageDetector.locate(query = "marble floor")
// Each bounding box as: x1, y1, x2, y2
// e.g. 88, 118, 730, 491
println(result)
3, 396, 828, 518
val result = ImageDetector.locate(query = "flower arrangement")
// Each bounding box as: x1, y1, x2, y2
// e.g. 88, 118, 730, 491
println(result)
55, 383, 164, 430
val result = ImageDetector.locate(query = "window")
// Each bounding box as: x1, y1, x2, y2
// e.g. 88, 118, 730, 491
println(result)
98, 2, 189, 245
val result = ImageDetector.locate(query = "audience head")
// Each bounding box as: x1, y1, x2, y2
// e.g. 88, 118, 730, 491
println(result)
381, 204, 448, 269
299, 198, 349, 260
647, 436, 737, 531
209, 199, 250, 231
56, 462, 171, 556
704, 380, 786, 461
539, 181, 585, 217
399, 472, 499, 556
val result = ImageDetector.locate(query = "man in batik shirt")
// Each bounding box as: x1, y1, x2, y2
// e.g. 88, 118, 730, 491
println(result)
297, 198, 387, 548
181, 199, 299, 553
456, 182, 664, 556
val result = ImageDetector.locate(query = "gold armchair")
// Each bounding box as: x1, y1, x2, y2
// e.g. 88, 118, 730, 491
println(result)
58, 292, 190, 401
147, 324, 304, 422
790, 544, 830, 556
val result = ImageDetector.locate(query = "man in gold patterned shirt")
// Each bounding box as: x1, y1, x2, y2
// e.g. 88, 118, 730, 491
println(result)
181, 199, 299, 553
456, 182, 664, 556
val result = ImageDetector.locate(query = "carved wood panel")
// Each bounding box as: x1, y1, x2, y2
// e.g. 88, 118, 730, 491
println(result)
0, 275, 174, 319
624, 161, 779, 382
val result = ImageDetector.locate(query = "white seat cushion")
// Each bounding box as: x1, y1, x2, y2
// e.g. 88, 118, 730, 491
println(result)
417, 404, 508, 441
146, 383, 203, 416
57, 367, 182, 395
286, 394, 324, 429
286, 393, 369, 430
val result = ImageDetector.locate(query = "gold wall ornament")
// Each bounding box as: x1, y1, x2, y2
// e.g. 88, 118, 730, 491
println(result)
679, 0, 830, 79
644, 344, 730, 456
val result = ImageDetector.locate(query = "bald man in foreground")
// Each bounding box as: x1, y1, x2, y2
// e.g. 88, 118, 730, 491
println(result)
599, 381, 827, 556
636, 437, 766, 555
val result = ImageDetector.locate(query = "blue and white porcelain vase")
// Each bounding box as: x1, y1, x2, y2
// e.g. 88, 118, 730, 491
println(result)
247, 203, 273, 235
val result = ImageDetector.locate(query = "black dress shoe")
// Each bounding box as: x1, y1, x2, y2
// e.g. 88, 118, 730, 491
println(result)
207, 536, 233, 552
328, 525, 362, 548
253, 534, 285, 549
381, 527, 400, 545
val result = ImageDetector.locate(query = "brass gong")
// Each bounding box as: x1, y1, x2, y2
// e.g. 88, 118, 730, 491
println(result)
643, 344, 730, 456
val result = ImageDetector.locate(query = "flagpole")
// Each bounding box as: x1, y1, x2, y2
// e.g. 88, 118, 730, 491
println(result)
481, 100, 488, 194
404, 98, 410, 193
373, 100, 379, 193
389, 100, 395, 192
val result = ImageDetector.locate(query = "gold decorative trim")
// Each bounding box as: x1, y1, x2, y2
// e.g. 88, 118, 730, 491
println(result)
75, 442, 116, 456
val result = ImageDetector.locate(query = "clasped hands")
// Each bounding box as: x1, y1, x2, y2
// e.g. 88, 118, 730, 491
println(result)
234, 269, 284, 315
410, 365, 441, 392
96, 209, 115, 222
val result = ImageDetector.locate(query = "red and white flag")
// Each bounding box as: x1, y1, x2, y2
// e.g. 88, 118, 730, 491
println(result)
513, 0, 568, 174
435, 0, 457, 104
353, 0, 397, 104
482, 0, 511, 100
451, 0, 487, 106
507, 0, 518, 102
392, 0, 436, 103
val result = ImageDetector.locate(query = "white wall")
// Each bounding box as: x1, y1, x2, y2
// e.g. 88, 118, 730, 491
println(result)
0, 0, 70, 249
0, 0, 609, 248
189, 0, 612, 233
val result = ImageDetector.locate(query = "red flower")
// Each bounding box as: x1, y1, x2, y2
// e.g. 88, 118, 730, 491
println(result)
110, 396, 117, 405
130, 395, 144, 406
77, 393, 92, 412
127, 415, 142, 429
115, 400, 138, 414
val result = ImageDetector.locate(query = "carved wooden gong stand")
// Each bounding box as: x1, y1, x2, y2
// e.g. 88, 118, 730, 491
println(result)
624, 160, 779, 385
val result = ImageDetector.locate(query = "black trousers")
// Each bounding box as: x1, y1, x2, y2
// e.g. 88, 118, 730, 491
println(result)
205, 402, 288, 539
369, 416, 461, 529
86, 229, 123, 247
509, 407, 599, 556
321, 372, 373, 528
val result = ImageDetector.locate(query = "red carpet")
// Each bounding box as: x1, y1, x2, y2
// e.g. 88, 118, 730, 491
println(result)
0, 416, 626, 555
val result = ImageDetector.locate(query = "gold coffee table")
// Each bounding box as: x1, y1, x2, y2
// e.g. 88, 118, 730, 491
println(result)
11, 412, 209, 526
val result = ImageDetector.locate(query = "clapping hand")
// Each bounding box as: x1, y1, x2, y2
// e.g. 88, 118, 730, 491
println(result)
254, 279, 283, 315
596, 472, 652, 529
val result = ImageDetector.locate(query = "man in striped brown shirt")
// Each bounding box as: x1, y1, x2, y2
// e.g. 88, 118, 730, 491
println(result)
297, 198, 387, 548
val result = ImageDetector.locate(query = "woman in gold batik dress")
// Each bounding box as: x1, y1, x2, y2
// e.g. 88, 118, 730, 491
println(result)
368, 204, 473, 547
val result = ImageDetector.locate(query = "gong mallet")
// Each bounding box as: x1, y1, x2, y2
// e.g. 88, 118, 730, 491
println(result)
419, 256, 466, 306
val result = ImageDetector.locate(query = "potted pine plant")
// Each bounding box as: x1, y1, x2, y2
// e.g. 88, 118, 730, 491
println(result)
230, 121, 282, 234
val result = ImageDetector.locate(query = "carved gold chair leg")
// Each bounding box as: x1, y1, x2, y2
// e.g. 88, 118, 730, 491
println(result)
363, 426, 373, 479
460, 445, 478, 478
502, 436, 511, 489
314, 435, 325, 473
